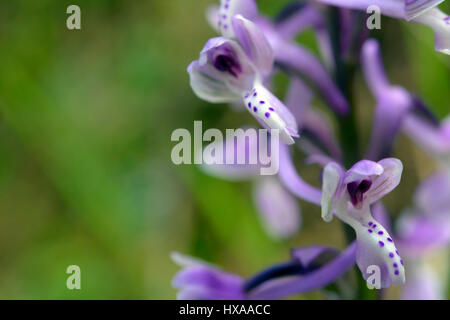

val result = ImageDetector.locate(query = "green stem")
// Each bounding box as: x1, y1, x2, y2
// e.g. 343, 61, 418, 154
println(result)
328, 8, 378, 300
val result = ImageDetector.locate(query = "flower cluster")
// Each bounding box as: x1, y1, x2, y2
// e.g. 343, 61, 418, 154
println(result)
173, 0, 450, 299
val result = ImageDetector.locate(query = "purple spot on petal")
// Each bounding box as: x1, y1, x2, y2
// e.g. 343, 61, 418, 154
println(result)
259, 101, 265, 104
393, 263, 398, 268
378, 241, 384, 247
253, 92, 257, 97
372, 224, 377, 229
368, 222, 373, 226
265, 112, 270, 118
368, 229, 373, 233
253, 107, 258, 112
394, 270, 399, 275
269, 107, 274, 111
378, 231, 383, 235
223, 24, 228, 29
389, 252, 394, 258
387, 238, 393, 242
400, 260, 404, 265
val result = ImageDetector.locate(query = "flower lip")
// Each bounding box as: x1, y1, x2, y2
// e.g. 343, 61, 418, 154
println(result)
213, 53, 242, 77
347, 179, 373, 208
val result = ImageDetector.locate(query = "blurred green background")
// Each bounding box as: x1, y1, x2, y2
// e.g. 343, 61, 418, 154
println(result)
0, 0, 448, 299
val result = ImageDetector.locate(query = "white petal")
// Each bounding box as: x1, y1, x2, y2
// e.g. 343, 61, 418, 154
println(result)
321, 162, 343, 222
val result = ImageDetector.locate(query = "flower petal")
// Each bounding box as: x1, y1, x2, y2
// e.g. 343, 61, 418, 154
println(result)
200, 127, 263, 180
274, 40, 349, 115
200, 37, 257, 92
253, 176, 301, 239
232, 15, 274, 76
171, 253, 245, 300
405, 0, 445, 21
291, 245, 339, 267
278, 144, 322, 205
415, 170, 450, 215
397, 213, 450, 255
206, 5, 220, 33
365, 158, 403, 204
321, 162, 344, 222
173, 266, 245, 300
315, 0, 405, 19
401, 262, 444, 300
248, 243, 356, 299
188, 60, 239, 103
413, 8, 450, 55
243, 83, 298, 145
218, 0, 258, 38
347, 206, 406, 288
344, 160, 384, 184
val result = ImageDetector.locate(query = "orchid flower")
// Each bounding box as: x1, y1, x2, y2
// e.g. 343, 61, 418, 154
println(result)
205, 0, 349, 115
402, 114, 450, 170
321, 159, 406, 288
172, 244, 357, 300
171, 252, 245, 300
360, 37, 450, 167
315, 0, 450, 54
200, 129, 301, 239
361, 39, 414, 160
395, 170, 450, 299
188, 16, 299, 144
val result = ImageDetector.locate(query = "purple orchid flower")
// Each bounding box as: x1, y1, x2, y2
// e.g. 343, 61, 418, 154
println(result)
315, 0, 450, 55
199, 130, 301, 239
395, 170, 450, 299
402, 115, 450, 169
205, 0, 349, 115
188, 15, 299, 144
361, 39, 414, 160
360, 36, 450, 166
172, 243, 357, 300
171, 252, 245, 300
321, 158, 406, 288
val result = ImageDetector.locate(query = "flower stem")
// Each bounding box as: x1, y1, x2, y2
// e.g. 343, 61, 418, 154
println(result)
327, 7, 378, 300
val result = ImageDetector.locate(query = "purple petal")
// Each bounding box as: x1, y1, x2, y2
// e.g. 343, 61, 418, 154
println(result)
253, 177, 301, 239
361, 39, 390, 97
171, 253, 245, 300
365, 158, 403, 204
284, 77, 312, 128
200, 127, 263, 180
397, 214, 450, 255
315, 0, 405, 19
291, 246, 339, 267
344, 160, 384, 184
232, 15, 274, 76
402, 114, 450, 157
362, 39, 414, 160
405, 0, 445, 21
401, 263, 444, 300
273, 40, 349, 115
248, 242, 356, 299
278, 144, 322, 205
415, 170, 450, 216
